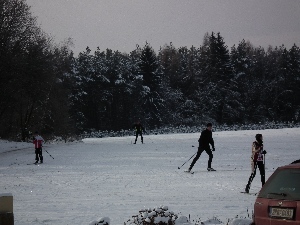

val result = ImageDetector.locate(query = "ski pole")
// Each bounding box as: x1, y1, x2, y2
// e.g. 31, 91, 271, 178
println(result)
178, 152, 196, 169
264, 152, 266, 170
45, 149, 54, 159
147, 134, 154, 143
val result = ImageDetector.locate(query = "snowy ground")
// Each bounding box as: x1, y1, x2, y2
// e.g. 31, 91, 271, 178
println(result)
0, 128, 299, 225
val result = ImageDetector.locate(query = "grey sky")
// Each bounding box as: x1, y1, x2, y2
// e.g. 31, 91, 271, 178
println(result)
26, 0, 300, 55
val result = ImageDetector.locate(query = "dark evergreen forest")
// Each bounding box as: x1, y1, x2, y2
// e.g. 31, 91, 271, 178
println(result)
1, 0, 300, 140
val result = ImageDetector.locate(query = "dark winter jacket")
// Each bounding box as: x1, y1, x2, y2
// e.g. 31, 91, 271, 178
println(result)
198, 129, 214, 150
133, 123, 144, 133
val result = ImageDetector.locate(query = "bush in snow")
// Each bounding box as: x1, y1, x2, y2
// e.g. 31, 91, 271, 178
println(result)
89, 206, 244, 225
89, 217, 110, 225
124, 205, 192, 225
123, 206, 226, 225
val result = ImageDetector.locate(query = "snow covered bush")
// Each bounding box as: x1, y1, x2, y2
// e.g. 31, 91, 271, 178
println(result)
123, 206, 225, 225
91, 206, 227, 225
125, 205, 187, 225
89, 217, 110, 225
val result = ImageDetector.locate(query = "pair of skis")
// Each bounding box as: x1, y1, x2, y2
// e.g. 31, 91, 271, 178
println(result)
27, 162, 43, 165
184, 168, 217, 174
184, 170, 195, 174
240, 191, 257, 196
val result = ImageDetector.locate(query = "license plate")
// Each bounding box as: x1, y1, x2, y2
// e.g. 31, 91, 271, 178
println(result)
270, 207, 294, 219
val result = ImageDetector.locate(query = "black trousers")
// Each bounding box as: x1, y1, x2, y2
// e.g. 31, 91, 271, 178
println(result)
35, 148, 43, 162
135, 131, 143, 142
247, 161, 265, 188
189, 147, 213, 170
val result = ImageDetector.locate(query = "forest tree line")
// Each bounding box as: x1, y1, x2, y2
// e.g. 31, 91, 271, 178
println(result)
1, 0, 300, 140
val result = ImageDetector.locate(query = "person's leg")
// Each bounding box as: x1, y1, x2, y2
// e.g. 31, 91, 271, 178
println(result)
140, 132, 143, 143
258, 161, 265, 186
205, 149, 214, 169
134, 132, 138, 144
188, 148, 204, 171
35, 149, 39, 163
246, 162, 258, 192
39, 148, 43, 163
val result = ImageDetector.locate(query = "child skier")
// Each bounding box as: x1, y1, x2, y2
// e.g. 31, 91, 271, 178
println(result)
33, 131, 45, 164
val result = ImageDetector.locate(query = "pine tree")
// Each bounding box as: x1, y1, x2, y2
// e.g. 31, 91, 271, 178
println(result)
199, 32, 241, 124
157, 44, 184, 125
138, 43, 163, 128
264, 45, 288, 121
288, 44, 300, 122
230, 40, 257, 122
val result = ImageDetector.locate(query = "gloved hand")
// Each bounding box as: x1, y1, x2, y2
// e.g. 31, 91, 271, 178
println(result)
262, 150, 267, 154
212, 147, 215, 151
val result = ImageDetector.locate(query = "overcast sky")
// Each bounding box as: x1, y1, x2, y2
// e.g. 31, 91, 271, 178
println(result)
26, 0, 300, 56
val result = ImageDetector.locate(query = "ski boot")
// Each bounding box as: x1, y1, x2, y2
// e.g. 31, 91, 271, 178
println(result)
245, 184, 250, 193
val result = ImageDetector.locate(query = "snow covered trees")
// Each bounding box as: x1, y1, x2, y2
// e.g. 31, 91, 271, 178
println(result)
1, 0, 299, 139
138, 43, 163, 128
68, 36, 300, 133
69, 47, 139, 132
199, 32, 241, 124
0, 0, 73, 140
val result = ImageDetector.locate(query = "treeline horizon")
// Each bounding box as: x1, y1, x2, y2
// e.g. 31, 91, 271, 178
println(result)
1, 0, 299, 140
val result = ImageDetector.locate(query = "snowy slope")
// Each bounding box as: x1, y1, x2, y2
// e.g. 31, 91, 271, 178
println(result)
0, 128, 299, 225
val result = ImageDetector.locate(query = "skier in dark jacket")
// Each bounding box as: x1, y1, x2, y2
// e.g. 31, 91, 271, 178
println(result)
188, 123, 216, 172
133, 120, 145, 144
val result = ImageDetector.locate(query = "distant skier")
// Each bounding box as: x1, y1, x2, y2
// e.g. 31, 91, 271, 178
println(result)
245, 133, 266, 193
132, 119, 145, 144
187, 123, 216, 172
33, 131, 45, 164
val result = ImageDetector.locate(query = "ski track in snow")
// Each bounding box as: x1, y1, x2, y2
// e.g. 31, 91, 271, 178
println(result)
0, 128, 299, 225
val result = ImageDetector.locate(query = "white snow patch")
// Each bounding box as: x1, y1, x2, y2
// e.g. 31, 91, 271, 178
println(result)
229, 218, 252, 225
0, 128, 299, 224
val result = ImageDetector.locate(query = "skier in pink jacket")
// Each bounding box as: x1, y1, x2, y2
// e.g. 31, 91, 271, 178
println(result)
245, 133, 266, 193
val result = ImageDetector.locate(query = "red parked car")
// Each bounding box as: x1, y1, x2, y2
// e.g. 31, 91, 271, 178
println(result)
252, 160, 300, 225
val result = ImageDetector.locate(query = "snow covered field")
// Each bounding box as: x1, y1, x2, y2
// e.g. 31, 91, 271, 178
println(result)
0, 128, 299, 225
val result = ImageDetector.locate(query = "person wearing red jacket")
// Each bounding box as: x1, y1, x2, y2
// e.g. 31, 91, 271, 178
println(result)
33, 131, 45, 164
245, 133, 267, 193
